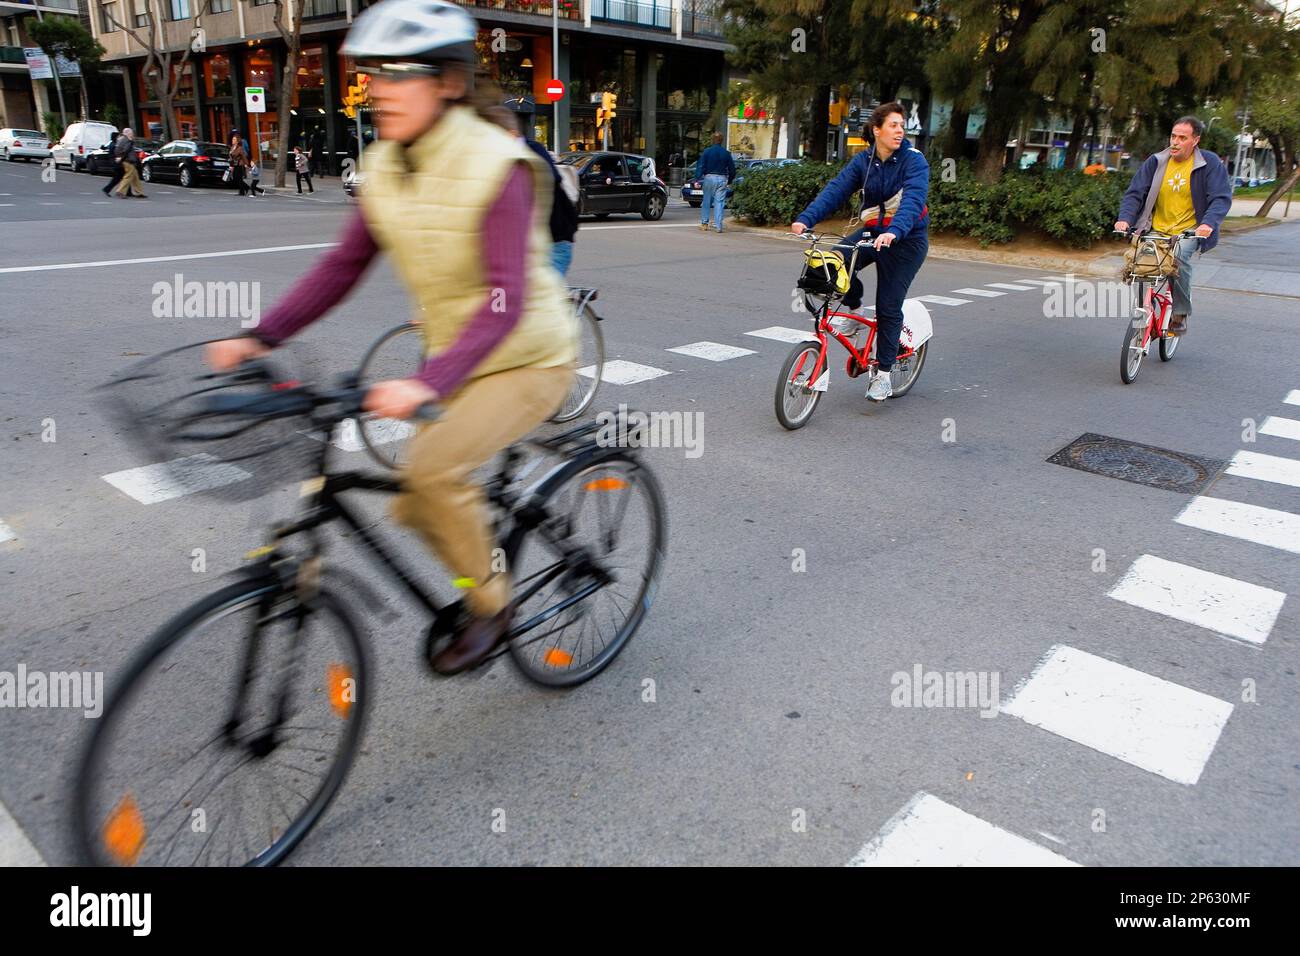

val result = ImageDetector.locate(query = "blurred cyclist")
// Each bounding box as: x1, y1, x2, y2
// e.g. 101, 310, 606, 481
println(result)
206, 0, 577, 674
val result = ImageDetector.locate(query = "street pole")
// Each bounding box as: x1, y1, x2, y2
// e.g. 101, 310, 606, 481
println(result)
1231, 99, 1249, 196
552, 0, 558, 153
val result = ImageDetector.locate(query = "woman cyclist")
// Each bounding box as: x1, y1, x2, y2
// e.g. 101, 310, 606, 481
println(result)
790, 101, 930, 402
206, 0, 577, 675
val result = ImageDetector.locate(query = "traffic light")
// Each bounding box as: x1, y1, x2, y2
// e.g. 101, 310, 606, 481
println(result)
342, 75, 370, 119
603, 91, 617, 124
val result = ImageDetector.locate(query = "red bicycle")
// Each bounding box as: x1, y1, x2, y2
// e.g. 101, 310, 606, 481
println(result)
774, 230, 932, 429
1118, 228, 1201, 384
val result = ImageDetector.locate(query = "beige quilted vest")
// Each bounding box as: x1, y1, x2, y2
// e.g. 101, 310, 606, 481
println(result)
359, 105, 576, 387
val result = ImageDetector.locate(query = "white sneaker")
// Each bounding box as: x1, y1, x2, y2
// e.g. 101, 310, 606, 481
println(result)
866, 369, 893, 402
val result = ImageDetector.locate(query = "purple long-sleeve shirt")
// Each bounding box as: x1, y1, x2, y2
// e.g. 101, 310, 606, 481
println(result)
254, 164, 534, 398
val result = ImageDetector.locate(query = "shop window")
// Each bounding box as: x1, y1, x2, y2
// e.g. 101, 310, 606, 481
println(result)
205, 54, 232, 98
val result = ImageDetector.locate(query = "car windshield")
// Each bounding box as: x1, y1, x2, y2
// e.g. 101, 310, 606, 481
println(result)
556, 152, 592, 168
199, 144, 230, 158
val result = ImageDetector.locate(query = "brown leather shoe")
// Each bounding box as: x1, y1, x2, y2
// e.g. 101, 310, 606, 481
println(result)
1168, 313, 1187, 336
430, 608, 513, 675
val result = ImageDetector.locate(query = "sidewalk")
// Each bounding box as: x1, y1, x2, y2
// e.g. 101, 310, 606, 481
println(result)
1230, 195, 1300, 220
259, 174, 352, 204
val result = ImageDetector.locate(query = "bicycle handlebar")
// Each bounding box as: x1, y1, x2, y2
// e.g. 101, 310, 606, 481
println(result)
1114, 227, 1203, 242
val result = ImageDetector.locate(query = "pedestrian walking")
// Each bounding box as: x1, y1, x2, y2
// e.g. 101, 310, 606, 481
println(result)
695, 131, 735, 233
112, 129, 148, 199
101, 128, 131, 196
229, 134, 250, 196
247, 159, 266, 197
294, 147, 314, 193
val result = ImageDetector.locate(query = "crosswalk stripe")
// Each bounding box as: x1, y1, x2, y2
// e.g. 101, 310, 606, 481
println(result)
1108, 555, 1285, 645
1284, 390, 1300, 406
1011, 278, 1065, 287
0, 519, 15, 544
1226, 449, 1300, 489
847, 792, 1079, 867
950, 287, 1005, 297
1001, 644, 1233, 785
744, 326, 817, 344
578, 359, 670, 385
1176, 496, 1300, 555
102, 454, 252, 504
666, 341, 757, 362
914, 294, 973, 306
986, 282, 1036, 291
1260, 416, 1300, 442
305, 419, 414, 452
0, 800, 45, 866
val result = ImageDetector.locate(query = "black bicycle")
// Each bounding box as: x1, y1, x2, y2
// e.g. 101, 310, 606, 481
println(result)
74, 343, 665, 866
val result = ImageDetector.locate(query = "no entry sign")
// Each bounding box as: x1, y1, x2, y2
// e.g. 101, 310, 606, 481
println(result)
545, 79, 565, 103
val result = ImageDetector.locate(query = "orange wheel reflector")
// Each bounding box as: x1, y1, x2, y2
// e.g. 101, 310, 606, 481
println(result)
543, 648, 574, 667
103, 794, 146, 866
327, 662, 354, 717
583, 477, 627, 492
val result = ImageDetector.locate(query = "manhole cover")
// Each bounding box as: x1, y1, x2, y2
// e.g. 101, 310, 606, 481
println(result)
1047, 433, 1224, 494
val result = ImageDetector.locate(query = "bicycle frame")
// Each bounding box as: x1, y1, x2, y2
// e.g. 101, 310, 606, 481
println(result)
1133, 277, 1173, 350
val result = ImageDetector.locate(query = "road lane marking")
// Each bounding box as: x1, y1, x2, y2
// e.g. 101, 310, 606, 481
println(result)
578, 360, 670, 385
745, 326, 817, 343
1108, 554, 1285, 645
1175, 496, 1300, 555
985, 282, 1036, 291
914, 294, 972, 306
1260, 416, 1300, 441
0, 519, 15, 543
847, 792, 1079, 867
1284, 390, 1300, 406
950, 287, 1005, 297
102, 454, 252, 504
0, 800, 46, 866
0, 242, 337, 274
1226, 449, 1300, 489
666, 341, 757, 361
1000, 644, 1233, 785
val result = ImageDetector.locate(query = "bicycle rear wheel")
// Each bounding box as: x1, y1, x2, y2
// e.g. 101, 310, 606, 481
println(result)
551, 302, 605, 423
504, 450, 666, 687
1159, 326, 1180, 361
775, 341, 824, 430
73, 580, 369, 866
888, 342, 928, 398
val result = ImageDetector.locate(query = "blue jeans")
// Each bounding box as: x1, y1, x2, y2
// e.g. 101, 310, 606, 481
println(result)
552, 239, 574, 277
833, 226, 929, 371
701, 173, 728, 230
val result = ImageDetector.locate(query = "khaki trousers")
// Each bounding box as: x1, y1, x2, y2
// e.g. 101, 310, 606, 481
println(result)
114, 164, 144, 197
391, 363, 572, 616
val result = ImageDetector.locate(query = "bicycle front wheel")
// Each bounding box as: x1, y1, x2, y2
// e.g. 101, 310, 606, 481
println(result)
73, 580, 370, 866
356, 322, 424, 469
551, 303, 605, 423
1120, 321, 1145, 384
504, 450, 666, 687
775, 341, 824, 429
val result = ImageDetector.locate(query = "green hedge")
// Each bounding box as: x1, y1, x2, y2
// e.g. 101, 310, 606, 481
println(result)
732, 158, 1129, 248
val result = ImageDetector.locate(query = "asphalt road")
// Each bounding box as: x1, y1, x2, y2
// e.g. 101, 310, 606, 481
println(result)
2, 157, 1297, 866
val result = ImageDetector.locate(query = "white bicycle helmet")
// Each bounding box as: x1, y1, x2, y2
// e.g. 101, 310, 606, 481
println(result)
342, 0, 478, 66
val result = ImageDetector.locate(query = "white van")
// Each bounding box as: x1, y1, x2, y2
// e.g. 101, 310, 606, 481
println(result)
51, 121, 118, 172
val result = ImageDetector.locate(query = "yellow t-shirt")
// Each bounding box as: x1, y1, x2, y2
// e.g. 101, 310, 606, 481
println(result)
1152, 155, 1197, 234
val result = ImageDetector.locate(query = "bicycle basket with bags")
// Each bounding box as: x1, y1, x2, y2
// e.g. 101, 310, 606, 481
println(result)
797, 248, 850, 296
1123, 235, 1180, 283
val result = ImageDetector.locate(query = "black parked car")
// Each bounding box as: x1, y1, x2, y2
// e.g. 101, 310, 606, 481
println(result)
140, 141, 233, 188
85, 138, 161, 175
556, 151, 667, 220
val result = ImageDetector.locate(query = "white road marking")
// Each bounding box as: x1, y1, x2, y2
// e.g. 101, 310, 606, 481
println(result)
1284, 390, 1300, 406
1225, 449, 1300, 489
0, 800, 45, 866
950, 287, 1005, 297
305, 419, 414, 451
578, 360, 671, 385
745, 326, 817, 343
0, 519, 15, 543
914, 294, 973, 306
1175, 496, 1300, 555
1000, 644, 1233, 785
102, 454, 252, 504
38, 202, 62, 206
986, 282, 1036, 291
0, 242, 337, 274
1260, 416, 1300, 442
847, 792, 1079, 867
666, 341, 757, 362
1018, 277, 1069, 286
1108, 554, 1285, 645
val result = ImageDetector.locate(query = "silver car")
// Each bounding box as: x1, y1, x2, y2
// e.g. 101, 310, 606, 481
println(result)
0, 128, 51, 162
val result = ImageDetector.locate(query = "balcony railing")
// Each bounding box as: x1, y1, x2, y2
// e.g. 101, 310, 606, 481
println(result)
455, 0, 724, 36
4, 0, 80, 11
458, 0, 584, 21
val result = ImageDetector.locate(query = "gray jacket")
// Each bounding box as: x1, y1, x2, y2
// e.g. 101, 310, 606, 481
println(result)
1117, 147, 1233, 253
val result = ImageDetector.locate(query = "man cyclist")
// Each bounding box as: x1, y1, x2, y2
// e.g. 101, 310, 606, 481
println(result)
790, 101, 930, 402
206, 0, 576, 675
1114, 116, 1232, 337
